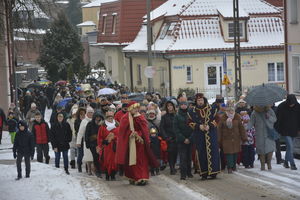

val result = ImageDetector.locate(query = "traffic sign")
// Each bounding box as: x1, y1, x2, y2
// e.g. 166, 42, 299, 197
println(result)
222, 74, 231, 85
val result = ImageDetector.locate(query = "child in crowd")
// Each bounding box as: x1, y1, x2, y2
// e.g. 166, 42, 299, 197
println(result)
13, 120, 35, 180
240, 111, 255, 168
32, 112, 50, 163
7, 112, 18, 144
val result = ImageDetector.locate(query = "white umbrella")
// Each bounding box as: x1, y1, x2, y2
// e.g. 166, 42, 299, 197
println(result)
98, 88, 117, 96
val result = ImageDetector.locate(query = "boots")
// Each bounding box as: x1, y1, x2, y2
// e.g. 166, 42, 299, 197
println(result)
266, 152, 273, 170
65, 167, 70, 175
45, 156, 50, 164
105, 172, 110, 181
291, 164, 298, 170
70, 160, 75, 169
284, 161, 290, 168
111, 171, 116, 181
259, 154, 266, 170
78, 164, 82, 173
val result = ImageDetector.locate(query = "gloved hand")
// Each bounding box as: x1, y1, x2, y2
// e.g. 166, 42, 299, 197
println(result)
13, 152, 17, 159
31, 155, 34, 160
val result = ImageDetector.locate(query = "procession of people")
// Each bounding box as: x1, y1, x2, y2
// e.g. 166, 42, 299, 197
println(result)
1, 81, 299, 184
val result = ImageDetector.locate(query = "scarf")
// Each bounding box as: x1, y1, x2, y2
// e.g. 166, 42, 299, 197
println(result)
225, 112, 235, 129
105, 120, 116, 131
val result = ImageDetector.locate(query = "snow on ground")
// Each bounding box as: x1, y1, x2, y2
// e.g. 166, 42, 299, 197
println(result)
0, 163, 86, 200
0, 129, 117, 200
1, 109, 300, 200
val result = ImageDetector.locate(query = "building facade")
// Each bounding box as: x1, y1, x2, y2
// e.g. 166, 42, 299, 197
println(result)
124, 0, 285, 98
96, 0, 166, 87
285, 0, 300, 95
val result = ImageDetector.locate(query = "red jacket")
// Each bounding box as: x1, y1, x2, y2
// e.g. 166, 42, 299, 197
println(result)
114, 110, 126, 123
32, 120, 50, 144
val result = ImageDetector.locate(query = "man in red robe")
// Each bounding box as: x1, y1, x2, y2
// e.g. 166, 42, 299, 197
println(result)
114, 103, 128, 123
116, 101, 157, 186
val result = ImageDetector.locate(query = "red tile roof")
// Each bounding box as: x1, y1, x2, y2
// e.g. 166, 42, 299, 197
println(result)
263, 0, 283, 7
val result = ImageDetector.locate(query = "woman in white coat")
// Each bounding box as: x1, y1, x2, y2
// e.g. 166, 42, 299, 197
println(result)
76, 106, 94, 175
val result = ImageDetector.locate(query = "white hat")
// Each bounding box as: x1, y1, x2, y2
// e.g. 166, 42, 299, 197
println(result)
86, 106, 94, 113
72, 108, 78, 115
31, 103, 37, 108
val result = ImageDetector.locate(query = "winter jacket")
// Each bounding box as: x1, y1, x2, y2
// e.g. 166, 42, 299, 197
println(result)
85, 112, 103, 148
38, 95, 49, 112
160, 112, 176, 141
250, 108, 277, 154
76, 117, 92, 145
275, 95, 300, 137
150, 135, 161, 159
32, 120, 50, 144
13, 121, 35, 157
217, 114, 247, 154
7, 118, 18, 132
50, 121, 72, 151
173, 108, 193, 143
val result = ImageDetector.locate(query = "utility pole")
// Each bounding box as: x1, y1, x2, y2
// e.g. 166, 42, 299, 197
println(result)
233, 0, 242, 101
146, 0, 153, 92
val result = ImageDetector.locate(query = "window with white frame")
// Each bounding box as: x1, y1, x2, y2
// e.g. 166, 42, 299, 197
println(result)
137, 64, 142, 84
292, 56, 300, 93
207, 66, 217, 85
112, 13, 117, 34
228, 22, 244, 38
290, 0, 298, 24
186, 66, 192, 82
102, 14, 107, 34
159, 22, 176, 39
97, 11, 100, 20
268, 62, 284, 82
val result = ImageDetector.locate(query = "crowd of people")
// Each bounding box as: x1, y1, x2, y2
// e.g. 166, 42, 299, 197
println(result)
0, 82, 299, 184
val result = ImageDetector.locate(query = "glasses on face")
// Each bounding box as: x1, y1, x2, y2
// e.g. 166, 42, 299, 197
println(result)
106, 116, 114, 119
140, 110, 146, 113
121, 97, 128, 99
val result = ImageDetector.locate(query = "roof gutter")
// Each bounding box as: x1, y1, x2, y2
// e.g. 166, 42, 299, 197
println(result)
162, 54, 172, 96
124, 52, 134, 92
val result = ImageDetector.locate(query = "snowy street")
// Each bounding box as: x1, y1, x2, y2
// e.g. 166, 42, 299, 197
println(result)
1, 109, 300, 200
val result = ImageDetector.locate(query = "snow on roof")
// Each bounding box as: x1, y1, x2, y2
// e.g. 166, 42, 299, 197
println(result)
124, 16, 283, 52
148, 0, 280, 21
82, 0, 117, 8
125, 0, 282, 53
76, 21, 96, 27
144, 0, 192, 21
14, 28, 47, 35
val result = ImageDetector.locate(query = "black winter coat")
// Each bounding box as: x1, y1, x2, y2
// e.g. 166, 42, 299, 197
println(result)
160, 112, 177, 152
85, 121, 100, 148
13, 129, 35, 157
173, 109, 193, 144
50, 121, 72, 151
150, 135, 161, 159
275, 101, 300, 137
7, 118, 18, 132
